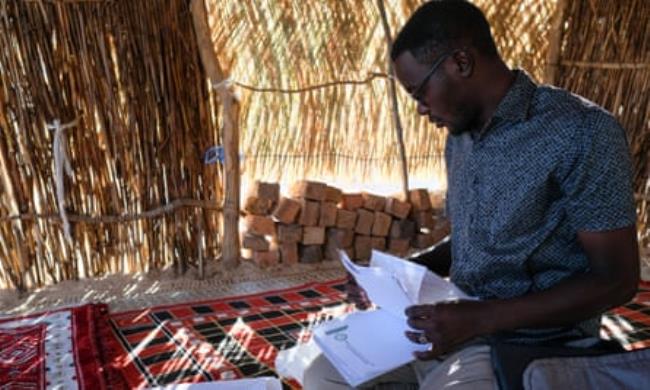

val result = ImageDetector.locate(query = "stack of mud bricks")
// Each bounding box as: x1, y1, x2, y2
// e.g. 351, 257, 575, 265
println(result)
407, 189, 450, 255
241, 181, 281, 267
241, 179, 450, 267
338, 188, 449, 263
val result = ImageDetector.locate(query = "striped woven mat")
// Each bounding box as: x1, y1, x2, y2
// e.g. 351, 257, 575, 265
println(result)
103, 279, 650, 389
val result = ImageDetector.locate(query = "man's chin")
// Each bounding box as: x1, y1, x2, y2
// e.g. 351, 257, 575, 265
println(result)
446, 125, 465, 136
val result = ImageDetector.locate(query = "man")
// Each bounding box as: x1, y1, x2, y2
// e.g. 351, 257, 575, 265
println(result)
304, 1, 639, 388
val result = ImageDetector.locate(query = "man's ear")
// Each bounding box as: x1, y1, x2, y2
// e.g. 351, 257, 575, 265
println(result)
452, 50, 474, 78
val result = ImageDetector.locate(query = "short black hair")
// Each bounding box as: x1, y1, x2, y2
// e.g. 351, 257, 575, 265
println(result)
391, 0, 498, 64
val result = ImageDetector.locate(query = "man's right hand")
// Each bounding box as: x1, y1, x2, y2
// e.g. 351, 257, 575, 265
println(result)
345, 273, 371, 310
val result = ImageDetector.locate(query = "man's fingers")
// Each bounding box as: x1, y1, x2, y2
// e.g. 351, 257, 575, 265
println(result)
347, 287, 369, 299
347, 285, 365, 294
414, 348, 440, 361
405, 304, 436, 318
346, 287, 371, 309
405, 331, 430, 345
407, 316, 433, 330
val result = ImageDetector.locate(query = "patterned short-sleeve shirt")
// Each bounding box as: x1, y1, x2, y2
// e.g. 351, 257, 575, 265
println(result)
445, 70, 637, 340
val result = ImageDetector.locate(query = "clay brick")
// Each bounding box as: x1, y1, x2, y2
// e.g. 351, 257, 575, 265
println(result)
412, 233, 437, 249
354, 235, 372, 262
249, 181, 280, 205
324, 185, 343, 203
370, 236, 386, 251
302, 226, 326, 245
299, 245, 323, 263
277, 224, 302, 243
327, 228, 355, 248
336, 209, 357, 229
413, 210, 435, 230
241, 234, 270, 251
355, 209, 374, 235
371, 211, 392, 237
385, 197, 412, 219
435, 218, 451, 236
245, 215, 276, 236
340, 193, 364, 211
388, 238, 410, 257
362, 193, 386, 211
290, 180, 326, 201
427, 219, 451, 244
297, 199, 320, 226
272, 197, 301, 224
390, 219, 417, 239
409, 188, 432, 211
279, 242, 299, 265
430, 192, 445, 209
243, 196, 273, 216
253, 249, 280, 267
319, 201, 338, 227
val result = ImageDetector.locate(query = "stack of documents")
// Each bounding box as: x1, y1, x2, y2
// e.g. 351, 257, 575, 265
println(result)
312, 250, 472, 387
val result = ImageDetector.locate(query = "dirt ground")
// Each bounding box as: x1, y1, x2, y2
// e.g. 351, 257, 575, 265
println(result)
2, 248, 648, 317
0, 259, 346, 316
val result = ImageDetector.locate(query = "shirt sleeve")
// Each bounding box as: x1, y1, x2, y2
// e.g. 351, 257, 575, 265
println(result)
560, 110, 637, 232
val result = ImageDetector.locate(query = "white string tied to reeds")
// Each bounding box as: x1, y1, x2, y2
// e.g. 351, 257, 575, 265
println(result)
212, 78, 232, 90
47, 118, 78, 241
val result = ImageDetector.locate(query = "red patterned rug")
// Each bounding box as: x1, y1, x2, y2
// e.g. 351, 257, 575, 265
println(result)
0, 303, 123, 389
103, 279, 650, 389
3, 279, 646, 389
104, 278, 351, 389
603, 281, 650, 350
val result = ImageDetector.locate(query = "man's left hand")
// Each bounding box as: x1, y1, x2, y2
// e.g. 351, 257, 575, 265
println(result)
404, 300, 488, 360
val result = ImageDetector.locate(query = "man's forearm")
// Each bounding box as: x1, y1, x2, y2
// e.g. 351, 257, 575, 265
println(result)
480, 268, 637, 336
477, 226, 640, 336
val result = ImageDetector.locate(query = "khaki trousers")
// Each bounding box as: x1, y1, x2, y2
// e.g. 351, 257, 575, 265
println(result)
301, 344, 497, 390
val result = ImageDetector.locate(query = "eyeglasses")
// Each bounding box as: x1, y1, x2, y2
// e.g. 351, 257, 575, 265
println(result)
411, 52, 450, 102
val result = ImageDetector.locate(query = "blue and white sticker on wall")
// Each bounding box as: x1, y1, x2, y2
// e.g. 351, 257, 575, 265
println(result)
204, 146, 245, 165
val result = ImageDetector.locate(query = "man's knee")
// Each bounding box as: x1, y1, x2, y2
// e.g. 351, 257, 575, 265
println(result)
302, 353, 351, 389
419, 344, 497, 390
302, 352, 419, 389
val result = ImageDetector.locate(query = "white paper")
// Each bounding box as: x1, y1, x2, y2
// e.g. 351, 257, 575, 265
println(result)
369, 250, 427, 304
418, 269, 473, 303
312, 310, 429, 387
312, 250, 475, 386
274, 339, 322, 385
342, 250, 472, 313
340, 250, 413, 317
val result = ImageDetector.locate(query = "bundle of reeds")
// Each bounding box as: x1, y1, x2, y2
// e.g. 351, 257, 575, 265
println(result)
552, 0, 649, 247
1, 0, 647, 292
205, 0, 559, 183
0, 0, 222, 291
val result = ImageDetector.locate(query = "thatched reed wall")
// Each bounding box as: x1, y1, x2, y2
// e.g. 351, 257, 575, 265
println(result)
210, 0, 648, 244
552, 0, 649, 248
0, 0, 648, 290
0, 0, 223, 291
208, 0, 560, 187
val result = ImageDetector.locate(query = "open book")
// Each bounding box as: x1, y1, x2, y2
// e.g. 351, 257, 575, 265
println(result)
312, 250, 472, 387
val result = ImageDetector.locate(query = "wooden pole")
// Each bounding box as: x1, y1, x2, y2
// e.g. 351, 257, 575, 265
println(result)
190, 0, 240, 269
544, 0, 568, 85
376, 0, 409, 200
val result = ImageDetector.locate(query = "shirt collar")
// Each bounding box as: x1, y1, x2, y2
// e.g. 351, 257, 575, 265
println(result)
491, 69, 537, 123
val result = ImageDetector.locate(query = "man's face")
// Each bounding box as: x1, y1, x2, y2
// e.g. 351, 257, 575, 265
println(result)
393, 50, 477, 135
